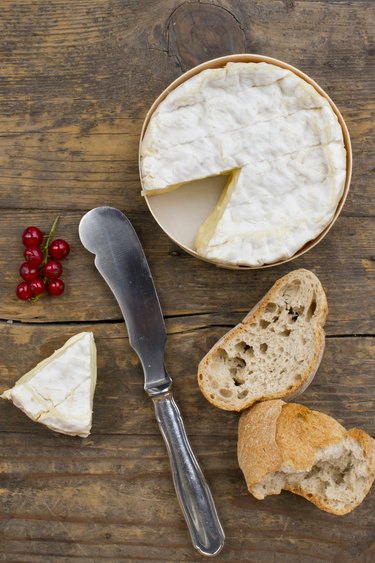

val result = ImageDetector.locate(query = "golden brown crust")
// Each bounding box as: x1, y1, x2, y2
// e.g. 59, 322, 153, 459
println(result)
238, 400, 375, 515
238, 400, 284, 488
348, 428, 375, 471
276, 403, 345, 471
198, 269, 328, 411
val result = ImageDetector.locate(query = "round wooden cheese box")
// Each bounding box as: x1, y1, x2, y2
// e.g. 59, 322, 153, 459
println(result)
139, 54, 352, 270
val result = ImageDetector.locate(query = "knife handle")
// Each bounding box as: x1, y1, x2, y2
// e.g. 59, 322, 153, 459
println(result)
152, 392, 225, 557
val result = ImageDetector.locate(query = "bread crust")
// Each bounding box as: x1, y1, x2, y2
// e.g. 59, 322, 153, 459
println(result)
238, 399, 284, 486
198, 269, 328, 411
238, 400, 375, 515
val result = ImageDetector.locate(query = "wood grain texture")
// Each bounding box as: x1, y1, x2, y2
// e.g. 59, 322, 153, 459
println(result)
0, 0, 373, 216
0, 0, 374, 561
168, 3, 246, 71
1, 211, 374, 335
0, 322, 374, 437
1, 435, 374, 562
0, 322, 374, 561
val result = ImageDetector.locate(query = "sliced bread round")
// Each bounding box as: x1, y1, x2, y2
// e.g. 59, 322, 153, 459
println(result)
198, 269, 328, 411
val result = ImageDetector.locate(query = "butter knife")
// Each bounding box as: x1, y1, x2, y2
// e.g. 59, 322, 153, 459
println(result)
79, 206, 224, 557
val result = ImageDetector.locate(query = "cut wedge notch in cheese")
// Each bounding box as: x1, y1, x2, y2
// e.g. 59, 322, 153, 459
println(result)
1, 332, 97, 437
195, 169, 240, 253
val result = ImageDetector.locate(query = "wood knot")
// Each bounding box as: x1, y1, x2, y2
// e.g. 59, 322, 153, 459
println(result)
282, 0, 295, 10
167, 2, 246, 72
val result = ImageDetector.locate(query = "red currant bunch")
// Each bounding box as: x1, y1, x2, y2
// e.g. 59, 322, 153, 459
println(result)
16, 217, 70, 301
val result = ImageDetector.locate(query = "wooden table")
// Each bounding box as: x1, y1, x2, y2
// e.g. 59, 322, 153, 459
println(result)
1, 1, 374, 561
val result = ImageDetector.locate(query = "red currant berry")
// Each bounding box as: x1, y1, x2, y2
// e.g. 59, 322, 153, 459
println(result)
30, 278, 45, 296
23, 246, 43, 266
22, 226, 44, 247
16, 281, 33, 300
49, 239, 70, 260
20, 262, 40, 281
43, 260, 63, 279
47, 278, 65, 296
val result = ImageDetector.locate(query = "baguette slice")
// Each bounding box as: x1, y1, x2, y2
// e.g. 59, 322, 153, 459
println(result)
198, 269, 327, 411
238, 400, 375, 515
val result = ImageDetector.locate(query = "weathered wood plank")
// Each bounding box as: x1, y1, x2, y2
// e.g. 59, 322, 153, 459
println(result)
0, 0, 374, 561
0, 1, 373, 216
0, 433, 374, 561
1, 211, 374, 335
0, 322, 373, 438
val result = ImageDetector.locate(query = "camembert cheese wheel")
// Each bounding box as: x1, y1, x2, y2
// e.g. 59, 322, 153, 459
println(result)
140, 62, 347, 267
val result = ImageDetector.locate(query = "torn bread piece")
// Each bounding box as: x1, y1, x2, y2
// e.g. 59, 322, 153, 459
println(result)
198, 269, 327, 411
1, 332, 97, 437
238, 400, 375, 515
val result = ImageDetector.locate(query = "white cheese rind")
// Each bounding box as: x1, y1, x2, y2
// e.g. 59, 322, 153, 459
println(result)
1, 332, 97, 437
140, 62, 347, 266
196, 143, 347, 265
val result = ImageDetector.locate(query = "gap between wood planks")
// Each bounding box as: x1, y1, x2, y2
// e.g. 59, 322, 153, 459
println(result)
0, 318, 373, 339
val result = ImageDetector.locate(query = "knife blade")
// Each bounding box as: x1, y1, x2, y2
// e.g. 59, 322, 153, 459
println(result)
79, 207, 225, 557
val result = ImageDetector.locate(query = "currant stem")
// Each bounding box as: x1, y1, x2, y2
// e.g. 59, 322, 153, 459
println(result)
31, 216, 60, 302
42, 216, 60, 265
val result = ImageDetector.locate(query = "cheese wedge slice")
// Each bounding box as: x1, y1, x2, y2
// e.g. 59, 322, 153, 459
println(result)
1, 332, 97, 437
140, 62, 347, 267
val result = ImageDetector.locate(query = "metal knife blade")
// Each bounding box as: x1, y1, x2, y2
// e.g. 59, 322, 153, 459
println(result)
79, 207, 225, 557
79, 206, 171, 394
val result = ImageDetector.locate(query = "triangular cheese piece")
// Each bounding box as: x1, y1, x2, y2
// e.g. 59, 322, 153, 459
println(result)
1, 332, 97, 437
